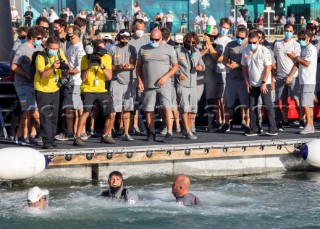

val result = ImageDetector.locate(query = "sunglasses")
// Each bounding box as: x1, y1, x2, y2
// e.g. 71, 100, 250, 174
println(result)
41, 26, 49, 31
248, 41, 257, 44
186, 41, 196, 45
150, 38, 160, 42
298, 38, 307, 41
236, 36, 245, 40
35, 36, 43, 40
18, 36, 26, 40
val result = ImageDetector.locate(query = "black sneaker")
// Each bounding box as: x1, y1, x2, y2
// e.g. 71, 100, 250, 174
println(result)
299, 120, 305, 129
51, 140, 58, 148
146, 132, 156, 141
283, 122, 290, 127
163, 133, 174, 143
43, 140, 53, 149
266, 130, 278, 136
216, 124, 230, 133
245, 127, 257, 136
277, 122, 284, 132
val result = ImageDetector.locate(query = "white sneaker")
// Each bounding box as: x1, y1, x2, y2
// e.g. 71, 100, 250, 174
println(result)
300, 126, 315, 134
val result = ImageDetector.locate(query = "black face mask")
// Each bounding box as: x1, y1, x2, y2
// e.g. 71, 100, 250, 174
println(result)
184, 42, 195, 50
66, 34, 74, 42
120, 41, 128, 46
54, 29, 60, 37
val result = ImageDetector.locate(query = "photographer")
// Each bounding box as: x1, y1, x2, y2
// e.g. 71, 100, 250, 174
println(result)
55, 25, 86, 141
34, 36, 68, 149
73, 41, 114, 146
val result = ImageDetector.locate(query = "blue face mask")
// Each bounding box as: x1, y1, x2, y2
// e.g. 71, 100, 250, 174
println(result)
299, 40, 307, 46
249, 43, 257, 51
237, 38, 244, 45
33, 40, 42, 47
284, 32, 293, 39
20, 38, 27, 44
150, 41, 159, 48
220, 28, 229, 36
48, 49, 58, 57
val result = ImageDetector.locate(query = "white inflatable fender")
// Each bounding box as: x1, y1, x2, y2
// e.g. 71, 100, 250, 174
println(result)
299, 139, 320, 167
0, 147, 47, 180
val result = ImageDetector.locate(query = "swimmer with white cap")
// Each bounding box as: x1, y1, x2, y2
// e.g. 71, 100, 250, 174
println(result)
27, 186, 49, 208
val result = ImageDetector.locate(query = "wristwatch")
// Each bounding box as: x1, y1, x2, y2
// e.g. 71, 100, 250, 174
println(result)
261, 81, 266, 84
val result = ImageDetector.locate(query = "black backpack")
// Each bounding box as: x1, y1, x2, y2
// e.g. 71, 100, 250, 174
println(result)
30, 49, 63, 81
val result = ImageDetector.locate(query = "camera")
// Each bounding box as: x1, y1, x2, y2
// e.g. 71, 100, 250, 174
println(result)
57, 60, 71, 89
83, 37, 108, 67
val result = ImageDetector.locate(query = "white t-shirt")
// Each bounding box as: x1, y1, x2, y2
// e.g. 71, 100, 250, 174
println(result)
49, 11, 59, 23
166, 14, 174, 22
299, 44, 318, 85
194, 15, 203, 24
273, 39, 301, 78
11, 10, 19, 20
241, 45, 272, 86
215, 35, 232, 73
66, 42, 86, 86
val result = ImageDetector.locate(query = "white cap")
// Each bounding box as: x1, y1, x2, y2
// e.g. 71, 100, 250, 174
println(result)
175, 34, 183, 43
100, 33, 112, 40
27, 187, 49, 203
168, 11, 172, 13
238, 21, 247, 28
207, 16, 216, 26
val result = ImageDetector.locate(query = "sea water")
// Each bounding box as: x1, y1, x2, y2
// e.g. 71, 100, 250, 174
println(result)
1, 172, 320, 229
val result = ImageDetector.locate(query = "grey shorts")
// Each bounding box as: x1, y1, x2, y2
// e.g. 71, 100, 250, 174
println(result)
171, 86, 178, 108
215, 72, 226, 99
15, 86, 37, 111
109, 80, 134, 112
275, 77, 299, 101
176, 86, 198, 113
142, 87, 172, 111
300, 84, 315, 107
62, 85, 83, 110
224, 78, 249, 108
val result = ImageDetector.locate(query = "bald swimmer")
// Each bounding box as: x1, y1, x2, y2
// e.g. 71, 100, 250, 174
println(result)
171, 175, 201, 206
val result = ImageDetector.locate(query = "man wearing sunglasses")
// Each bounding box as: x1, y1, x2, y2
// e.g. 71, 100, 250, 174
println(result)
11, 26, 46, 146
136, 29, 179, 142
286, 30, 318, 134
273, 23, 302, 131
241, 32, 278, 136
108, 29, 137, 141
175, 32, 205, 140
219, 28, 249, 134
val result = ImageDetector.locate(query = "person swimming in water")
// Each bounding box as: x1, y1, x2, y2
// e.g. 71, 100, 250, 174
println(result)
101, 171, 138, 204
172, 175, 201, 206
27, 186, 49, 208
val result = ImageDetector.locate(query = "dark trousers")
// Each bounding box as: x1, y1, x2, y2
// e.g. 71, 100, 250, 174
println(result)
36, 90, 59, 141
249, 85, 277, 132
166, 22, 173, 33
25, 20, 31, 27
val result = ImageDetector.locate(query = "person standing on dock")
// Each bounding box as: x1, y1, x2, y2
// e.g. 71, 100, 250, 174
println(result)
241, 31, 278, 136
172, 175, 201, 206
286, 30, 318, 134
136, 29, 178, 143
101, 171, 138, 204
175, 32, 205, 140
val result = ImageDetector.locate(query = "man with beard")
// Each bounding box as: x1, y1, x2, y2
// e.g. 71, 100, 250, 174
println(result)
172, 175, 201, 206
101, 171, 138, 204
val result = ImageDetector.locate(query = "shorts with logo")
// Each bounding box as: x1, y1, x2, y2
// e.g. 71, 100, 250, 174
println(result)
224, 78, 249, 108
275, 76, 299, 101
81, 92, 113, 117
109, 80, 134, 112
142, 87, 172, 111
176, 86, 198, 113
62, 85, 83, 110
15, 86, 37, 111
300, 84, 315, 108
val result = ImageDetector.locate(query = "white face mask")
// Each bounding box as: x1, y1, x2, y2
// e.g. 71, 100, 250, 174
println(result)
135, 30, 144, 38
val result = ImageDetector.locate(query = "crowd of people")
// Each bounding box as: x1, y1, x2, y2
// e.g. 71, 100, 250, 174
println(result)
8, 1, 320, 150
26, 172, 200, 208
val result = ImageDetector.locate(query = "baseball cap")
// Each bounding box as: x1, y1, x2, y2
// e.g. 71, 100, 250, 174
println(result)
168, 11, 172, 13
175, 34, 183, 43
99, 33, 112, 40
27, 186, 49, 203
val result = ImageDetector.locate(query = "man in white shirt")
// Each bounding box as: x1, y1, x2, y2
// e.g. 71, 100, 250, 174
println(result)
55, 25, 86, 141
273, 23, 302, 131
48, 7, 59, 36
241, 32, 278, 136
166, 11, 174, 33
194, 13, 203, 34
11, 6, 20, 28
286, 30, 318, 134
